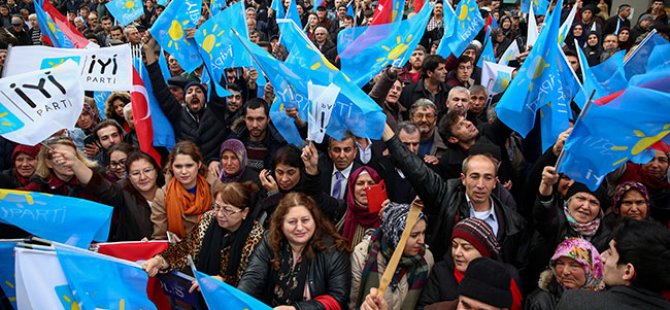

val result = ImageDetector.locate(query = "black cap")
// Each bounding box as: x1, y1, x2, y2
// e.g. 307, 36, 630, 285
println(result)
566, 182, 610, 211
458, 257, 513, 308
167, 76, 190, 90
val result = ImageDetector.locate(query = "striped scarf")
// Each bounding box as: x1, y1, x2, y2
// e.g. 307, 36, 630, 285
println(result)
563, 206, 601, 239
358, 229, 430, 309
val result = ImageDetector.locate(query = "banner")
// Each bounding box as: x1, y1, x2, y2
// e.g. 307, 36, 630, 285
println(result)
0, 190, 113, 248
0, 240, 21, 309
3, 44, 133, 91
0, 61, 84, 145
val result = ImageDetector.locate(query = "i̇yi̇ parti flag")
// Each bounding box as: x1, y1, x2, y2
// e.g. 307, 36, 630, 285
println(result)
573, 48, 627, 108
495, 0, 563, 137
149, 0, 203, 73
0, 60, 84, 145
105, 0, 145, 27
0, 190, 112, 248
195, 270, 272, 310
558, 85, 670, 190
15, 247, 75, 310
338, 0, 433, 87
435, 0, 484, 59
34, 0, 91, 48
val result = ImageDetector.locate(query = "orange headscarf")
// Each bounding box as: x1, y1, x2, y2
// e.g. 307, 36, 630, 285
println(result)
165, 174, 212, 238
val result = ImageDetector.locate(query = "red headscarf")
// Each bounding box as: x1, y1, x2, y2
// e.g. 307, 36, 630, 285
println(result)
342, 166, 382, 244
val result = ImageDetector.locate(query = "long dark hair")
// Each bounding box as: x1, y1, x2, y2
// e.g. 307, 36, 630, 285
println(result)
268, 192, 350, 271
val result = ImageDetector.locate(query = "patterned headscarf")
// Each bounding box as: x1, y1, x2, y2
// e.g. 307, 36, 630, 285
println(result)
381, 202, 427, 249
611, 181, 650, 215
550, 238, 604, 291
78, 103, 101, 133
219, 139, 247, 183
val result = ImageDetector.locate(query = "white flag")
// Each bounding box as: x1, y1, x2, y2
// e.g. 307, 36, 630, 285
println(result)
15, 248, 72, 310
3, 44, 132, 91
307, 81, 340, 143
0, 61, 84, 145
498, 40, 520, 66
527, 5, 539, 47
482, 61, 515, 95
559, 3, 578, 45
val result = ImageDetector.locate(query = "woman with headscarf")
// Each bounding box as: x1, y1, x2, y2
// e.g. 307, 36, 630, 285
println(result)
76, 103, 101, 136
418, 217, 523, 310
566, 24, 587, 51
603, 181, 652, 232
525, 238, 604, 309
350, 202, 434, 310
338, 166, 384, 247
209, 138, 260, 187
583, 31, 603, 66
617, 27, 633, 51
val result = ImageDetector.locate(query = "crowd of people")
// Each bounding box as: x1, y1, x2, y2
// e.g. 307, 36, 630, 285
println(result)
1, 0, 670, 309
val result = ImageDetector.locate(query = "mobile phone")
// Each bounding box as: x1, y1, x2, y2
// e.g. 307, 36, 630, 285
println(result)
265, 170, 273, 181
366, 180, 388, 214
84, 134, 97, 146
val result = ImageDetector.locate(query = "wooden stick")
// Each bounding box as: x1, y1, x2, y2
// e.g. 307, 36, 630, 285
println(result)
377, 199, 423, 296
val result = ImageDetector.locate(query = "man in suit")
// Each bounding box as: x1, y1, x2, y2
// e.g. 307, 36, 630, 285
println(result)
318, 132, 360, 200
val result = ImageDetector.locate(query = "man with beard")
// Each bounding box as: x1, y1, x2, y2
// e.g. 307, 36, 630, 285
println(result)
398, 45, 426, 85
226, 99, 286, 172
409, 99, 447, 164
144, 38, 230, 163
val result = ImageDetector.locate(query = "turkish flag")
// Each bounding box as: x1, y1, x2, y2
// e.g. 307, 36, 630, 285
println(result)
41, 0, 91, 48
369, 0, 394, 25
131, 67, 162, 166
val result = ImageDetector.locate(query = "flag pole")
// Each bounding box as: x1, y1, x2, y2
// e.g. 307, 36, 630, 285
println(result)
555, 89, 595, 170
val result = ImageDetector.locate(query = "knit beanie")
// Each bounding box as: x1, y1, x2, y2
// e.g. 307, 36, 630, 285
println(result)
566, 182, 610, 212
184, 81, 207, 94
458, 257, 513, 308
451, 218, 500, 259
12, 144, 41, 162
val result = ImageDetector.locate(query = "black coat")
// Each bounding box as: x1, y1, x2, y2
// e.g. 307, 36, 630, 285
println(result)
385, 135, 530, 270
227, 124, 286, 170
556, 286, 670, 310
398, 78, 450, 118
147, 62, 229, 162
317, 157, 362, 199
237, 234, 351, 309
84, 172, 153, 241
533, 195, 612, 253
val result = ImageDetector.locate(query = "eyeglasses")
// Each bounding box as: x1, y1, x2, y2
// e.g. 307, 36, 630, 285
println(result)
212, 203, 243, 216
110, 159, 127, 168
413, 112, 436, 121
128, 167, 155, 178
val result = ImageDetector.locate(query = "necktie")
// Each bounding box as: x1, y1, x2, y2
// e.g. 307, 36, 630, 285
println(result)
332, 171, 345, 199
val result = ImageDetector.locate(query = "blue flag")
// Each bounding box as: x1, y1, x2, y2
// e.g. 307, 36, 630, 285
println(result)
558, 86, 670, 190
338, 1, 433, 86
495, 0, 563, 137
55, 246, 157, 309
574, 49, 627, 108
93, 91, 111, 119
0, 190, 112, 248
105, 0, 144, 26
0, 240, 20, 309
539, 48, 581, 152
235, 32, 305, 146
623, 31, 669, 80
34, 0, 73, 48
210, 0, 226, 16
436, 0, 484, 58
647, 44, 670, 72
195, 270, 271, 309
521, 0, 550, 14
347, 1, 355, 18
275, 20, 387, 140
157, 48, 171, 85
313, 0, 324, 12
149, 0, 203, 73
157, 0, 168, 5
477, 27, 495, 67
136, 61, 177, 151
284, 0, 302, 30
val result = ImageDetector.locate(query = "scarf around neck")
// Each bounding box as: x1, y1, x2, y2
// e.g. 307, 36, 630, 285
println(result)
165, 175, 212, 238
